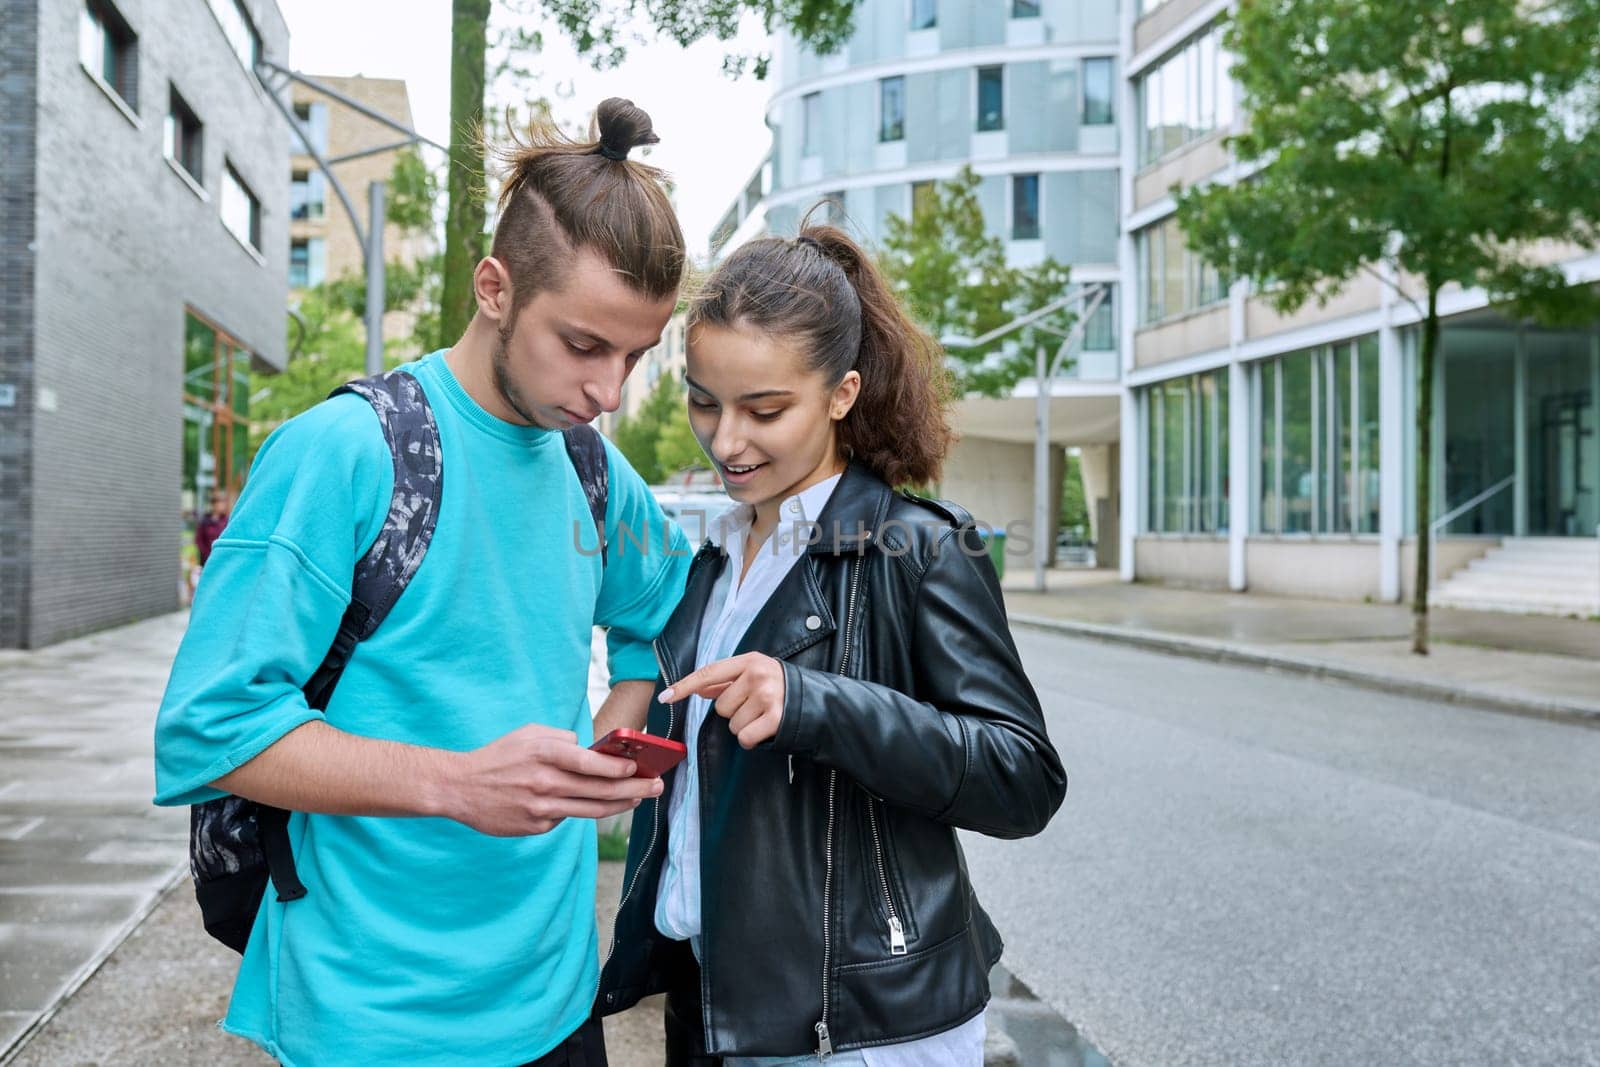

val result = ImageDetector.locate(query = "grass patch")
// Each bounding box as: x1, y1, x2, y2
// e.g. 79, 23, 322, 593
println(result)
598, 823, 630, 862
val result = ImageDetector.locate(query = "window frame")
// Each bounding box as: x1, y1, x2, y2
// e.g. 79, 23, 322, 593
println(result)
221, 161, 263, 256
976, 65, 1005, 133
1081, 57, 1115, 127
801, 91, 822, 158
165, 85, 204, 186
1011, 173, 1041, 241
878, 75, 906, 143
80, 0, 138, 114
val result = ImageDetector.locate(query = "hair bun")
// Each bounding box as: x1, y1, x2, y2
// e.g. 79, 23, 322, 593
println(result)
595, 98, 660, 161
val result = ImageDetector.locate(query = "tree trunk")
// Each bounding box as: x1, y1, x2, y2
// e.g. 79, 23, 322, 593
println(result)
440, 0, 491, 349
1411, 286, 1441, 655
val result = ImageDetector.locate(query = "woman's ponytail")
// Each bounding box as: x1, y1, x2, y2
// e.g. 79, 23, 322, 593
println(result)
689, 219, 953, 487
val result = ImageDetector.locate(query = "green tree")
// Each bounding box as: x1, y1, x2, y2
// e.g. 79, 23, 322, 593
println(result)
610, 373, 703, 485
441, 0, 492, 348
1059, 450, 1088, 534
878, 167, 1076, 397
1174, 0, 1600, 655
440, 1, 867, 345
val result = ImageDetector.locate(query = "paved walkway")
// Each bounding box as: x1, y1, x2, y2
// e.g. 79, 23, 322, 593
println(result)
0, 615, 1095, 1065
1001, 569, 1600, 722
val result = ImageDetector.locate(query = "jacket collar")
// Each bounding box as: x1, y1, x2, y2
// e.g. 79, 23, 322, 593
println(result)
803, 462, 893, 556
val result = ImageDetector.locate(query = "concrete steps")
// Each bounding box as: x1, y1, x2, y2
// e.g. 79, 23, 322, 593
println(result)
1434, 537, 1600, 617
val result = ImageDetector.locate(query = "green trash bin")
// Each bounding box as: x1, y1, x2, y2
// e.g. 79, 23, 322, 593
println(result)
981, 529, 1006, 580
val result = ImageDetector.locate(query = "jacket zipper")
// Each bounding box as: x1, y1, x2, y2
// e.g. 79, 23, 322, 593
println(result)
865, 801, 907, 955
599, 638, 679, 995
817, 553, 866, 1059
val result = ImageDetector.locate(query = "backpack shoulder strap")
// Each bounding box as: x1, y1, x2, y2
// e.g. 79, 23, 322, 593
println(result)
302, 369, 443, 709
563, 424, 609, 567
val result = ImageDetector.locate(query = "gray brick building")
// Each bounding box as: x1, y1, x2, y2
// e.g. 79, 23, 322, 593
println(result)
1, 0, 290, 648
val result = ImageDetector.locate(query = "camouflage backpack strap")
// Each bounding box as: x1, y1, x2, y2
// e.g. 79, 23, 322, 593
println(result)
188, 369, 444, 950
563, 424, 609, 567
302, 369, 445, 707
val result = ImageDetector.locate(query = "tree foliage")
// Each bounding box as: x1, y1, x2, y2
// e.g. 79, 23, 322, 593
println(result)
1173, 0, 1600, 652
609, 373, 707, 485
878, 167, 1076, 397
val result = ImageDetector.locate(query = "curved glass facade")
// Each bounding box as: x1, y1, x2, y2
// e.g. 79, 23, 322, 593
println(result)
752, 0, 1123, 281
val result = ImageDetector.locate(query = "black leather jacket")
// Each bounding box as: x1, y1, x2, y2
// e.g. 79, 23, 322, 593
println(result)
596, 464, 1067, 1057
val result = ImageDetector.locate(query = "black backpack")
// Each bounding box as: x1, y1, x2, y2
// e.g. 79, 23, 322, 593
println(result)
187, 368, 611, 953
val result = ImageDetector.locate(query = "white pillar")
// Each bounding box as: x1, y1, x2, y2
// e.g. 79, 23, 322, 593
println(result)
1378, 322, 1404, 602
1119, 388, 1139, 581
1228, 358, 1250, 590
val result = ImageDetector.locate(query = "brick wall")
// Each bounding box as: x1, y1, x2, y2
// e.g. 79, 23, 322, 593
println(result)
11, 0, 290, 647
0, 0, 39, 647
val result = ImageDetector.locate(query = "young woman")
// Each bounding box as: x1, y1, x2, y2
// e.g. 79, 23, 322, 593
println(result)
597, 224, 1067, 1065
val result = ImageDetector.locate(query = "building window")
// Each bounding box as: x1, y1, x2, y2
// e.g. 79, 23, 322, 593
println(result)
1084, 288, 1116, 351
1137, 23, 1236, 166
879, 76, 905, 142
1256, 338, 1380, 535
1082, 57, 1115, 126
911, 180, 937, 218
910, 0, 937, 31
1146, 369, 1230, 534
207, 0, 261, 72
165, 87, 203, 183
289, 237, 325, 288
1012, 0, 1042, 16
221, 163, 262, 254
977, 66, 1005, 132
290, 169, 326, 220
1137, 214, 1226, 325
802, 92, 821, 158
292, 101, 329, 155
1012, 174, 1040, 240
80, 0, 138, 111
823, 191, 847, 227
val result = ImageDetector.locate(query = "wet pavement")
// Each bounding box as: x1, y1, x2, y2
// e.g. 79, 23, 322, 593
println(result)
0, 613, 190, 1057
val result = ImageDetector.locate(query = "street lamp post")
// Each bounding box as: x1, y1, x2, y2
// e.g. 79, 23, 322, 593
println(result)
943, 284, 1109, 593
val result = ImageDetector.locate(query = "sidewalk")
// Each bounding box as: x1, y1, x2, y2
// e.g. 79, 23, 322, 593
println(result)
1000, 568, 1600, 723
1, 615, 1101, 1065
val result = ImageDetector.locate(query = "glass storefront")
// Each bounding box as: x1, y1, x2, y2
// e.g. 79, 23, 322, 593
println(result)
1408, 316, 1598, 537
182, 309, 252, 514
1145, 368, 1229, 534
1255, 337, 1380, 535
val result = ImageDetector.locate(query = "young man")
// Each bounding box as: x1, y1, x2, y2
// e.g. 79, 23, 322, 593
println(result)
154, 100, 688, 1066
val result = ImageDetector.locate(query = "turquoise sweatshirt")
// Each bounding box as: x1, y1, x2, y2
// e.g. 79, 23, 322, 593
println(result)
154, 351, 690, 1066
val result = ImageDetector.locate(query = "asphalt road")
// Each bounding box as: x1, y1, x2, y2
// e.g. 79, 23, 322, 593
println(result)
963, 628, 1600, 1067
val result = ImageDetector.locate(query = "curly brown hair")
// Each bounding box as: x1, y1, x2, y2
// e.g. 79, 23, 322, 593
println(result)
688, 222, 954, 487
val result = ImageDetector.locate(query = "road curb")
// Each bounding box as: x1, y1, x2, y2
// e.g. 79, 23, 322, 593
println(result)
1008, 614, 1600, 728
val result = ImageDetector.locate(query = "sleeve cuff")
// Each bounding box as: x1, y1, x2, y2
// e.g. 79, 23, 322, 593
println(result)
606, 634, 661, 687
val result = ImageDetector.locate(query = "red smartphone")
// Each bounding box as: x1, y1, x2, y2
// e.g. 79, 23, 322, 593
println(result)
591, 728, 687, 779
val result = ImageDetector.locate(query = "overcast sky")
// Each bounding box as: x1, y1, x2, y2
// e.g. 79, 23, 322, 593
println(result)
274, 0, 776, 258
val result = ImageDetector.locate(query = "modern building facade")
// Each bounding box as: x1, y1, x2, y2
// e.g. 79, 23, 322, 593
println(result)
703, 0, 1600, 612
1, 0, 291, 648
712, 0, 1130, 560
288, 74, 430, 343
1122, 0, 1600, 613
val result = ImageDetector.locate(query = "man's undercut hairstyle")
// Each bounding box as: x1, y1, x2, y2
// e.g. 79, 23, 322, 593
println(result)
491, 97, 686, 315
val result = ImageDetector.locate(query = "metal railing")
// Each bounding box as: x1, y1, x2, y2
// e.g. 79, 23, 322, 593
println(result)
1427, 474, 1516, 591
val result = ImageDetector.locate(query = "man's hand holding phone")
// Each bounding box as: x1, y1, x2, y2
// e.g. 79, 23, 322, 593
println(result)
442, 724, 664, 838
